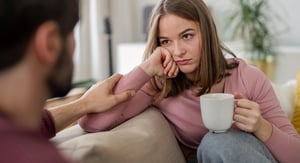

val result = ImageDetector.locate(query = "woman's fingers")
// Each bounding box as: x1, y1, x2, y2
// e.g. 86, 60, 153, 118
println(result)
234, 99, 262, 132
160, 48, 179, 78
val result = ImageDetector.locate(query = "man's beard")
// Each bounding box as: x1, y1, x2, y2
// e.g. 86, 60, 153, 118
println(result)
47, 44, 73, 98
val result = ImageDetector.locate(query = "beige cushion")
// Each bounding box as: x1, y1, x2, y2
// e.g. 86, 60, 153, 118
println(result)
271, 80, 296, 119
52, 107, 186, 163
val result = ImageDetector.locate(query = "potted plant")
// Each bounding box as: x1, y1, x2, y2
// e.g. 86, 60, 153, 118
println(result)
225, 0, 277, 62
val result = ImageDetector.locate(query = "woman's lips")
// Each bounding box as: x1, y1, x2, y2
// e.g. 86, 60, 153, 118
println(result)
176, 59, 191, 65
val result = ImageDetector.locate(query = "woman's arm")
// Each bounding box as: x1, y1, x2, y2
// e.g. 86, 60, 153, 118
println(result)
78, 67, 156, 132
78, 47, 179, 132
235, 61, 300, 163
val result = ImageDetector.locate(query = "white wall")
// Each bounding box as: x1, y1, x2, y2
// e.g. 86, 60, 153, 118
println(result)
110, 0, 159, 43
109, 0, 160, 71
73, 0, 111, 82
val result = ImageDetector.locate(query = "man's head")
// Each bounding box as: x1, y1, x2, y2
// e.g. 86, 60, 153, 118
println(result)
0, 0, 79, 97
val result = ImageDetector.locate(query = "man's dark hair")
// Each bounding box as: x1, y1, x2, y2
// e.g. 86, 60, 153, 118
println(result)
0, 0, 79, 71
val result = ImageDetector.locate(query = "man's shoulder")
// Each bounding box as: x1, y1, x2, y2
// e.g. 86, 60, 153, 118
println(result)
0, 116, 70, 163
0, 116, 51, 156
0, 134, 70, 163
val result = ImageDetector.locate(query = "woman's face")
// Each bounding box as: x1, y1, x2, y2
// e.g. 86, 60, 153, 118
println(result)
158, 14, 202, 79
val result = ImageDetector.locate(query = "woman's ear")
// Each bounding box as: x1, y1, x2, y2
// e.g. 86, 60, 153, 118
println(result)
32, 21, 62, 66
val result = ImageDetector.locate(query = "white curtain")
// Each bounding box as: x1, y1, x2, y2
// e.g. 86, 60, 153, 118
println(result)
73, 0, 111, 82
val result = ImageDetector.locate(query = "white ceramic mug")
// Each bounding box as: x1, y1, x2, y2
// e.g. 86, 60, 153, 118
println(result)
200, 93, 235, 133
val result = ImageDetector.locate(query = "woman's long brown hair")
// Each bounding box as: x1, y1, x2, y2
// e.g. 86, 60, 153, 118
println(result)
144, 0, 239, 102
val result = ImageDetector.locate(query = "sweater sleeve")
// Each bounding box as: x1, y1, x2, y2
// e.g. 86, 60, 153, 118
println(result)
78, 66, 156, 132
236, 60, 300, 163
256, 76, 300, 163
40, 109, 56, 139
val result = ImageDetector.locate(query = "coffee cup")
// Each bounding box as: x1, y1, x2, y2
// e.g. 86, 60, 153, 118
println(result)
200, 93, 235, 133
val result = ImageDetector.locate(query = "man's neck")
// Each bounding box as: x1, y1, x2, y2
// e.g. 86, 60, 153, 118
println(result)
0, 65, 49, 129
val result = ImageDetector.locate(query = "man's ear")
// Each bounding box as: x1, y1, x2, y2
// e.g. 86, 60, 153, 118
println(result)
32, 21, 62, 66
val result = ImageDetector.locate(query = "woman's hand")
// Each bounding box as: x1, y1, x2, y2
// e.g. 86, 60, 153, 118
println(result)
233, 92, 273, 142
140, 47, 179, 78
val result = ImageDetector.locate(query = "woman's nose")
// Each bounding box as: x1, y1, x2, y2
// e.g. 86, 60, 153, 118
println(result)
172, 42, 185, 56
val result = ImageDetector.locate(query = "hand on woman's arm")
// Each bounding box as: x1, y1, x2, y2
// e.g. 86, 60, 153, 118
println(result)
48, 74, 135, 133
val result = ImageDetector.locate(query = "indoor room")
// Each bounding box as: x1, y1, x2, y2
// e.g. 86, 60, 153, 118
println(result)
47, 0, 300, 162
73, 0, 300, 86
3, 1, 300, 163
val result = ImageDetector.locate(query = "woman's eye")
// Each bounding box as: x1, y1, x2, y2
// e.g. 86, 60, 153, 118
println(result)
160, 40, 170, 45
183, 34, 193, 40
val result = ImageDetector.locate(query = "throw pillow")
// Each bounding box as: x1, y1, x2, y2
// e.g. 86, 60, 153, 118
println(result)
291, 70, 300, 134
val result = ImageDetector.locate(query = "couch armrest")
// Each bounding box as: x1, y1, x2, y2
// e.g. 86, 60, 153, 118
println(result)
52, 107, 186, 163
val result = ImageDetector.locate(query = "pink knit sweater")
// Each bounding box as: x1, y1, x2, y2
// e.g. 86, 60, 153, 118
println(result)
79, 58, 300, 163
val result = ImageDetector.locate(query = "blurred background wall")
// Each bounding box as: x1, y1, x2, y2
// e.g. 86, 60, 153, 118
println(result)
73, 0, 300, 85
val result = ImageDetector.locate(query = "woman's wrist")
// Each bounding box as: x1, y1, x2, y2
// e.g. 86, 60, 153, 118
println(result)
140, 60, 156, 77
254, 117, 273, 142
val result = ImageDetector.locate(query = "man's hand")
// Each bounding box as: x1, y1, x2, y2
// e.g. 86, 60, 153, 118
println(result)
78, 73, 135, 113
48, 73, 135, 132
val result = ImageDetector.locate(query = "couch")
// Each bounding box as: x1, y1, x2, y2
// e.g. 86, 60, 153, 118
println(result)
51, 107, 186, 163
51, 79, 300, 163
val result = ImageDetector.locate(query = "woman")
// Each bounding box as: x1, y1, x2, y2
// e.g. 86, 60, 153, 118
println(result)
79, 0, 300, 162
